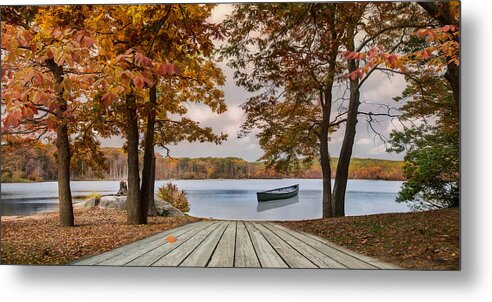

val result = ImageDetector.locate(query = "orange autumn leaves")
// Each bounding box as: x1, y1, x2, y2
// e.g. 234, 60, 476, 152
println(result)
1, 7, 183, 132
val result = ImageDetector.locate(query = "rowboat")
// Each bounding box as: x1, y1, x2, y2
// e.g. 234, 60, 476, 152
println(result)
256, 184, 299, 202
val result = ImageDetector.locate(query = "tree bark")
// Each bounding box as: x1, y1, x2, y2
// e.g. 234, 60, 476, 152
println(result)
45, 59, 74, 227
56, 119, 74, 226
140, 85, 157, 220
332, 24, 360, 217
126, 92, 143, 225
319, 90, 333, 218
149, 153, 157, 215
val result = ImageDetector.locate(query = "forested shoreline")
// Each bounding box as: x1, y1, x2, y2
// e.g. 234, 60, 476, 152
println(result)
1, 143, 404, 182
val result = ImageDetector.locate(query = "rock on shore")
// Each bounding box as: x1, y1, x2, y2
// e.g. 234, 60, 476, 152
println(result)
83, 195, 184, 217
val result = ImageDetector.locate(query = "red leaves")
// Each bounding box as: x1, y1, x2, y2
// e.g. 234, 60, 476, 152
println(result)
441, 25, 457, 32
133, 73, 153, 89
133, 75, 145, 89
345, 69, 364, 81
341, 51, 365, 60
81, 36, 95, 48
421, 49, 430, 60
101, 92, 118, 107
135, 52, 152, 66
50, 29, 63, 39
153, 62, 183, 76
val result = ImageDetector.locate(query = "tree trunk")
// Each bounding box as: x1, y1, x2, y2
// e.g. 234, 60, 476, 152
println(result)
332, 81, 359, 217
140, 85, 157, 220
332, 25, 360, 218
149, 153, 157, 215
126, 92, 142, 225
445, 62, 460, 115
56, 120, 74, 226
45, 58, 74, 227
319, 90, 333, 218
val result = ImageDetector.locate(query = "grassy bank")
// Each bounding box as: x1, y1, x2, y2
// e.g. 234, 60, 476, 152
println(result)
279, 208, 459, 270
0, 208, 200, 265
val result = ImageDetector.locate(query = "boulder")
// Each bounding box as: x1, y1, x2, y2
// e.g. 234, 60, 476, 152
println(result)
86, 195, 184, 217
153, 196, 184, 217
98, 195, 127, 210
83, 196, 100, 208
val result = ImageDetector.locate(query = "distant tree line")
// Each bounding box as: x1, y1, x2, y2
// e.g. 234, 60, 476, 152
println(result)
1, 143, 404, 182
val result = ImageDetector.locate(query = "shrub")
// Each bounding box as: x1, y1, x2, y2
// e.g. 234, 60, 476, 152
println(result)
157, 182, 190, 213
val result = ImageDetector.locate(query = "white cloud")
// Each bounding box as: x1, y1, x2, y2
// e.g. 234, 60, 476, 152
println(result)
208, 4, 234, 24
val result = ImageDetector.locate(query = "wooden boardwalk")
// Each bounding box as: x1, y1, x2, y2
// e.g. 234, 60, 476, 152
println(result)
72, 221, 399, 269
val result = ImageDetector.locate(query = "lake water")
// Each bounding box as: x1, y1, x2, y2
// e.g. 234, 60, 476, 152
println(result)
0, 179, 411, 220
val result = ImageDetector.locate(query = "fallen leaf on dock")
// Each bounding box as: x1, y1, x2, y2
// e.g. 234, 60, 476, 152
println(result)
166, 235, 177, 243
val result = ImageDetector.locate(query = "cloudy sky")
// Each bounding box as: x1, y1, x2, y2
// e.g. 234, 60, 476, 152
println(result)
101, 4, 408, 162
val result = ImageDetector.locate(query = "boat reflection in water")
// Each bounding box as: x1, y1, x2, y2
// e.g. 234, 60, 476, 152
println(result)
256, 195, 299, 213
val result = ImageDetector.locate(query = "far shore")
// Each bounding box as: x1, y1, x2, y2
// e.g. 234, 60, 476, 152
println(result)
1, 177, 405, 184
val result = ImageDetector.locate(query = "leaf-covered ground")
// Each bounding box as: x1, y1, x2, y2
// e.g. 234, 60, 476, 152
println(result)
278, 208, 459, 270
0, 207, 200, 265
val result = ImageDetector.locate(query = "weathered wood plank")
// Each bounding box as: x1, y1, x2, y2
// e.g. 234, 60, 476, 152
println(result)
262, 223, 346, 269
124, 221, 216, 266
180, 221, 229, 267
207, 221, 237, 267
234, 221, 261, 268
267, 223, 379, 269
291, 227, 400, 269
253, 223, 316, 268
244, 222, 288, 268
72, 221, 204, 265
151, 221, 221, 266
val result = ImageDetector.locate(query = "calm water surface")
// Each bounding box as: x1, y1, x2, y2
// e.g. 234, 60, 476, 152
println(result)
0, 179, 411, 220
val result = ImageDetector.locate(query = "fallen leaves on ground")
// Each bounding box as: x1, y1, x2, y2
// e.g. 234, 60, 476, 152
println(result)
1, 207, 200, 265
278, 208, 459, 270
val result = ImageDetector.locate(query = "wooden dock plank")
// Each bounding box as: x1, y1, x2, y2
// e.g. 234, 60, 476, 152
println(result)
253, 222, 317, 268
97, 221, 209, 266
207, 221, 237, 267
234, 221, 261, 268
267, 223, 379, 269
117, 222, 210, 266
262, 223, 346, 269
151, 221, 221, 266
180, 221, 229, 267
244, 222, 288, 268
73, 219, 399, 269
125, 221, 216, 266
72, 221, 204, 265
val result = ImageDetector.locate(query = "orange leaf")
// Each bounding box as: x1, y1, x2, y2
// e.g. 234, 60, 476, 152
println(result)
166, 235, 177, 243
